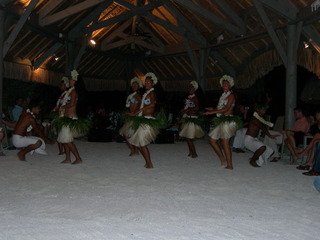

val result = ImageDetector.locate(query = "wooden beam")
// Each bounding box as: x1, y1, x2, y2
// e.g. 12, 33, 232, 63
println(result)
253, 0, 287, 66
139, 21, 164, 47
184, 38, 199, 80
259, 0, 296, 19
210, 50, 236, 77
86, 1, 163, 33
162, 0, 206, 46
303, 25, 320, 53
38, 0, 64, 19
33, 42, 62, 69
173, 0, 245, 36
0, 0, 14, 7
213, 0, 246, 33
40, 0, 105, 26
3, 0, 39, 57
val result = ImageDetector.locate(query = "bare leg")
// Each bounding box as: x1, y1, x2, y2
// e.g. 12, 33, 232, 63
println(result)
67, 142, 83, 164
17, 140, 42, 161
250, 146, 266, 167
186, 138, 197, 158
221, 138, 233, 169
58, 142, 65, 155
285, 138, 298, 164
139, 146, 153, 168
124, 135, 139, 156
209, 138, 226, 166
61, 143, 71, 163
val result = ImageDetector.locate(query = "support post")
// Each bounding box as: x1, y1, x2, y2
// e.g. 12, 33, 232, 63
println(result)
0, 8, 5, 123
285, 24, 297, 129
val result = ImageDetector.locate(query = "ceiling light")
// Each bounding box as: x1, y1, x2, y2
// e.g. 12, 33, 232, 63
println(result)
90, 39, 96, 46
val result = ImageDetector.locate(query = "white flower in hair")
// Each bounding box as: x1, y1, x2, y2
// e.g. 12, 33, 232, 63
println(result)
144, 72, 158, 84
219, 75, 234, 87
61, 76, 69, 87
130, 77, 143, 88
190, 81, 199, 90
71, 70, 79, 81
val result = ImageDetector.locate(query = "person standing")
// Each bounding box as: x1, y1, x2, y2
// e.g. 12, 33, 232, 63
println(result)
179, 81, 204, 158
204, 75, 241, 170
52, 77, 69, 155
119, 77, 142, 156
128, 72, 163, 168
56, 70, 90, 164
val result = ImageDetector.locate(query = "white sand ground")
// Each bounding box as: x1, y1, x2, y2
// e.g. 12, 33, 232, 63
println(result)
0, 139, 319, 240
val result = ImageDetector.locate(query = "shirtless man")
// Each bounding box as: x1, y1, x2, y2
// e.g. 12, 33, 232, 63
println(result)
244, 105, 279, 167
12, 100, 53, 161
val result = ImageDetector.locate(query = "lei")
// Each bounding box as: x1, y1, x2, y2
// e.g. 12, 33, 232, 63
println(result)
139, 88, 154, 116
26, 109, 35, 132
61, 87, 74, 106
125, 92, 137, 108
184, 94, 195, 110
253, 112, 274, 127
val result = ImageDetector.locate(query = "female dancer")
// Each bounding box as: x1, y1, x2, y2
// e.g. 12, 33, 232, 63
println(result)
119, 77, 142, 156
57, 70, 90, 164
179, 81, 204, 158
128, 72, 160, 168
204, 75, 240, 170
52, 77, 68, 155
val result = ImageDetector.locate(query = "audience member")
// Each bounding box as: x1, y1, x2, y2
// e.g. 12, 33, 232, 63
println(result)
282, 108, 310, 164
12, 96, 24, 122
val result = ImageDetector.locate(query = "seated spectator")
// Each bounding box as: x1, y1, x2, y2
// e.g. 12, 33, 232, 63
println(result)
296, 110, 320, 170
12, 96, 24, 122
12, 99, 53, 161
282, 108, 310, 164
2, 112, 16, 129
302, 142, 320, 176
0, 127, 4, 156
244, 104, 279, 167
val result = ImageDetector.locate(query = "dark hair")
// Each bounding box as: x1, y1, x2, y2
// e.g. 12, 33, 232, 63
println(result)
28, 98, 43, 109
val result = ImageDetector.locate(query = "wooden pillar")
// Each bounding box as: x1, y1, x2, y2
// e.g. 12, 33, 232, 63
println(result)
285, 24, 297, 129
0, 8, 5, 123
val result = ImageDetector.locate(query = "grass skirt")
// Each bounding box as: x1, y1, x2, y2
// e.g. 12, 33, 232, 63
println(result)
119, 120, 135, 137
54, 117, 91, 143
209, 115, 242, 140
179, 122, 204, 139
128, 123, 159, 147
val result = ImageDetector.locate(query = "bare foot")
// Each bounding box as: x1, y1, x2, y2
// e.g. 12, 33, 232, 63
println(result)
129, 151, 139, 156
291, 155, 298, 165
17, 152, 26, 161
188, 153, 192, 157
0, 152, 5, 156
72, 159, 83, 164
58, 152, 65, 155
225, 165, 233, 170
191, 154, 198, 158
249, 159, 260, 167
144, 163, 154, 168
60, 159, 71, 164
221, 161, 227, 166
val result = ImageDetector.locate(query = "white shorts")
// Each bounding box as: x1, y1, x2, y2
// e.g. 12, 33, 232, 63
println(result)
12, 134, 47, 155
244, 135, 273, 165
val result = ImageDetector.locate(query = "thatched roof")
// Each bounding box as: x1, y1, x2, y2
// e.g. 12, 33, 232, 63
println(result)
2, 0, 320, 91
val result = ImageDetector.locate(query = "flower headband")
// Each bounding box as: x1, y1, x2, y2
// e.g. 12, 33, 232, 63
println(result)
130, 77, 143, 88
219, 75, 234, 87
71, 70, 79, 81
144, 72, 158, 85
61, 76, 69, 87
189, 81, 199, 90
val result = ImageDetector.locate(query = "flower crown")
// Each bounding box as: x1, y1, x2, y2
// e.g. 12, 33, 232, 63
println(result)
190, 81, 199, 90
144, 72, 158, 85
219, 75, 234, 87
254, 104, 269, 110
71, 70, 79, 81
61, 76, 69, 87
130, 77, 143, 88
